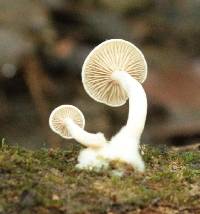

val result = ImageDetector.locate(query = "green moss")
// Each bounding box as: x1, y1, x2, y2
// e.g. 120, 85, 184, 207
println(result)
0, 141, 200, 214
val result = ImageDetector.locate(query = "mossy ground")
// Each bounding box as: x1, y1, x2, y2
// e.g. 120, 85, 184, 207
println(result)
0, 141, 199, 214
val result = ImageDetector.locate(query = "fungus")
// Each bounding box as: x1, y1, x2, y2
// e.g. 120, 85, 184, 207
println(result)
82, 39, 147, 107
49, 105, 107, 148
49, 40, 148, 173
80, 39, 148, 172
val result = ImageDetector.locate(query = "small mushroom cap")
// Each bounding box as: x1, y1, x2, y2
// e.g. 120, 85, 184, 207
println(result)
82, 39, 147, 107
49, 105, 85, 139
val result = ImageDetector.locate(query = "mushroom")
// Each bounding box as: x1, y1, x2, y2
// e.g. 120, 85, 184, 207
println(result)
82, 39, 147, 107
49, 105, 107, 148
81, 39, 148, 172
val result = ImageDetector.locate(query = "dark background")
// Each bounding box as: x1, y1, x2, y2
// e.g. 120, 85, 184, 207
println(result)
0, 0, 199, 149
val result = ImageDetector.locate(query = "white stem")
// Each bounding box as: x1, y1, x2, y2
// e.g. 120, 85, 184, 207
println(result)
111, 71, 147, 140
65, 119, 107, 148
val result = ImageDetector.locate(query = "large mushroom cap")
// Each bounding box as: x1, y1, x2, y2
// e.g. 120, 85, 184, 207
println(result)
49, 105, 85, 139
82, 39, 147, 107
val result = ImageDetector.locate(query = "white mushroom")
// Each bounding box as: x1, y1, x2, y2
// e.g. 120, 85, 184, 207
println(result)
82, 39, 147, 107
49, 105, 107, 148
102, 71, 147, 172
81, 39, 148, 172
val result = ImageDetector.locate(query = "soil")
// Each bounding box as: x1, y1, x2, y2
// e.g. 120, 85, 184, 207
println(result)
0, 141, 200, 214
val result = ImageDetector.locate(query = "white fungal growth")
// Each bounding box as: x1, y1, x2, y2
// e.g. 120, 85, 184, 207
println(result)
76, 71, 147, 172
102, 71, 147, 171
49, 105, 107, 148
49, 39, 148, 173
82, 39, 147, 107
65, 118, 107, 148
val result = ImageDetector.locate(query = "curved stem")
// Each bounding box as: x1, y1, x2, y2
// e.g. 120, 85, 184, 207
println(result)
111, 71, 147, 140
65, 119, 107, 148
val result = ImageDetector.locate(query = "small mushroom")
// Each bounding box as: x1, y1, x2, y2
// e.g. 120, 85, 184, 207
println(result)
82, 39, 147, 107
80, 39, 148, 172
49, 105, 107, 148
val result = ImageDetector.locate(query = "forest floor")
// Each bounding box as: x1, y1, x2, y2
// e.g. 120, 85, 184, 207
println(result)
0, 140, 200, 214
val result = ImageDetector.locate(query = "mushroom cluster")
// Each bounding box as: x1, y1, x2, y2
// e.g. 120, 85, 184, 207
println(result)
49, 39, 148, 173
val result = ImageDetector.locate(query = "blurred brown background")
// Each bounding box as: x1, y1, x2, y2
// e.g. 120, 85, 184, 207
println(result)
0, 0, 199, 149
